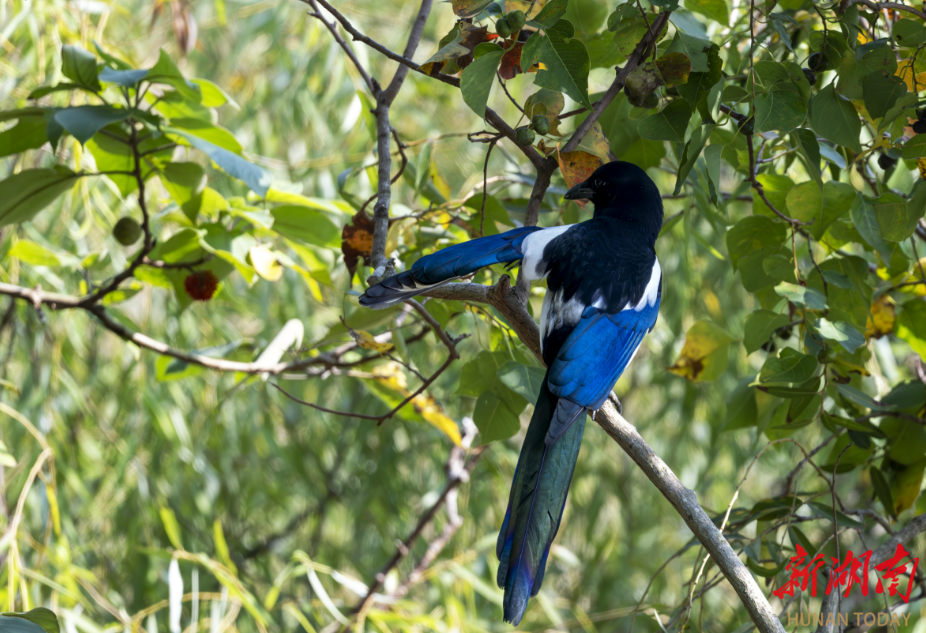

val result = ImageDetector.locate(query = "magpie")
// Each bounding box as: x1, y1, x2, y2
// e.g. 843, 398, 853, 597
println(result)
359, 161, 663, 625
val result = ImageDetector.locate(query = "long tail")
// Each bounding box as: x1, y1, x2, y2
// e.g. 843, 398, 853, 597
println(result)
359, 226, 541, 309
496, 373, 586, 625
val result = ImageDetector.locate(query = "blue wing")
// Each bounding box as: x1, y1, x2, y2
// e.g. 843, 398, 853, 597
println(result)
359, 226, 542, 309
545, 299, 660, 443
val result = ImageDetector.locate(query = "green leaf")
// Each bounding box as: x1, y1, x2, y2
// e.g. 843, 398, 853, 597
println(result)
0, 616, 48, 633
893, 18, 926, 48
874, 192, 919, 242
744, 310, 790, 354
147, 49, 202, 102
0, 110, 48, 158
61, 45, 100, 91
270, 205, 340, 247
159, 506, 184, 549
0, 166, 80, 227
166, 127, 272, 196
460, 48, 504, 118
871, 467, 895, 518
498, 361, 545, 402
863, 71, 907, 119
637, 99, 693, 143
901, 135, 926, 160
9, 240, 61, 267
897, 299, 926, 357
850, 194, 890, 257
686, 0, 729, 25
774, 282, 827, 310
755, 82, 806, 134
521, 21, 592, 110
810, 84, 861, 153
161, 162, 207, 221
99, 66, 149, 86
666, 32, 712, 73
784, 181, 822, 224
816, 318, 865, 352
725, 215, 787, 269
0, 609, 60, 633
674, 124, 714, 195
169, 118, 243, 154
611, 17, 651, 57
52, 105, 131, 145
532, 0, 568, 25
463, 194, 512, 235
790, 129, 822, 187
473, 391, 521, 444
753, 348, 818, 387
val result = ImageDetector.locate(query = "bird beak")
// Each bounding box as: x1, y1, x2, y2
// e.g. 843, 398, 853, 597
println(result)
564, 180, 595, 200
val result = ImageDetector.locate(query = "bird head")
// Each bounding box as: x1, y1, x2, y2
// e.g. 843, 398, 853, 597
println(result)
563, 161, 663, 240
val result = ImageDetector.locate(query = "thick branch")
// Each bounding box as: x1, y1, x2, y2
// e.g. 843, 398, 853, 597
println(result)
594, 398, 787, 633
848, 0, 926, 20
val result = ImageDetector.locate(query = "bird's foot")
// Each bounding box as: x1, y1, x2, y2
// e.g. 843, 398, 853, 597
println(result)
611, 394, 623, 416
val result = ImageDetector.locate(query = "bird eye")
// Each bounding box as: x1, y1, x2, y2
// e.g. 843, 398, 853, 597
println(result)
594, 179, 603, 187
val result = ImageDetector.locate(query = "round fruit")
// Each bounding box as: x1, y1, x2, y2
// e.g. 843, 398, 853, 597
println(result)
495, 17, 512, 39
739, 117, 755, 135
878, 153, 898, 170
184, 270, 219, 301
802, 68, 817, 86
507, 9, 526, 31
516, 127, 535, 145
642, 92, 659, 109
913, 119, 926, 134
530, 114, 550, 135
808, 52, 828, 71
113, 217, 142, 246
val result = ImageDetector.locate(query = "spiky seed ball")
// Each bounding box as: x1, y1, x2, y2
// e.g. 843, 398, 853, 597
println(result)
507, 9, 526, 31
184, 270, 218, 301
802, 68, 817, 86
516, 127, 535, 146
495, 17, 512, 39
878, 153, 898, 170
913, 120, 926, 134
113, 217, 142, 246
530, 114, 550, 135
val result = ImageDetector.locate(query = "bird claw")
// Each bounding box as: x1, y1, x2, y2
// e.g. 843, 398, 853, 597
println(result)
613, 396, 623, 416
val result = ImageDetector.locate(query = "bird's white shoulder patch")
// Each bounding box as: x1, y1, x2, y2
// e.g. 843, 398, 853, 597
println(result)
632, 258, 661, 311
521, 225, 571, 281
540, 289, 586, 353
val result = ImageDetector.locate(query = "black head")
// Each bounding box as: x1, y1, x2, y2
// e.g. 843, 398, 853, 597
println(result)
563, 161, 663, 243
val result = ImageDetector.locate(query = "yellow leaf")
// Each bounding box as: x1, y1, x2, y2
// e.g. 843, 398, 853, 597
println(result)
667, 320, 733, 382
249, 245, 284, 281
866, 295, 896, 338
918, 157, 926, 180
351, 329, 394, 354
895, 59, 926, 92
372, 361, 407, 391
413, 393, 462, 445
891, 463, 925, 517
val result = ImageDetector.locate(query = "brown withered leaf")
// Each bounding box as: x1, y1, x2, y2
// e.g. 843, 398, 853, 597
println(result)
556, 149, 602, 207
499, 42, 524, 80
420, 25, 487, 75
341, 212, 374, 277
